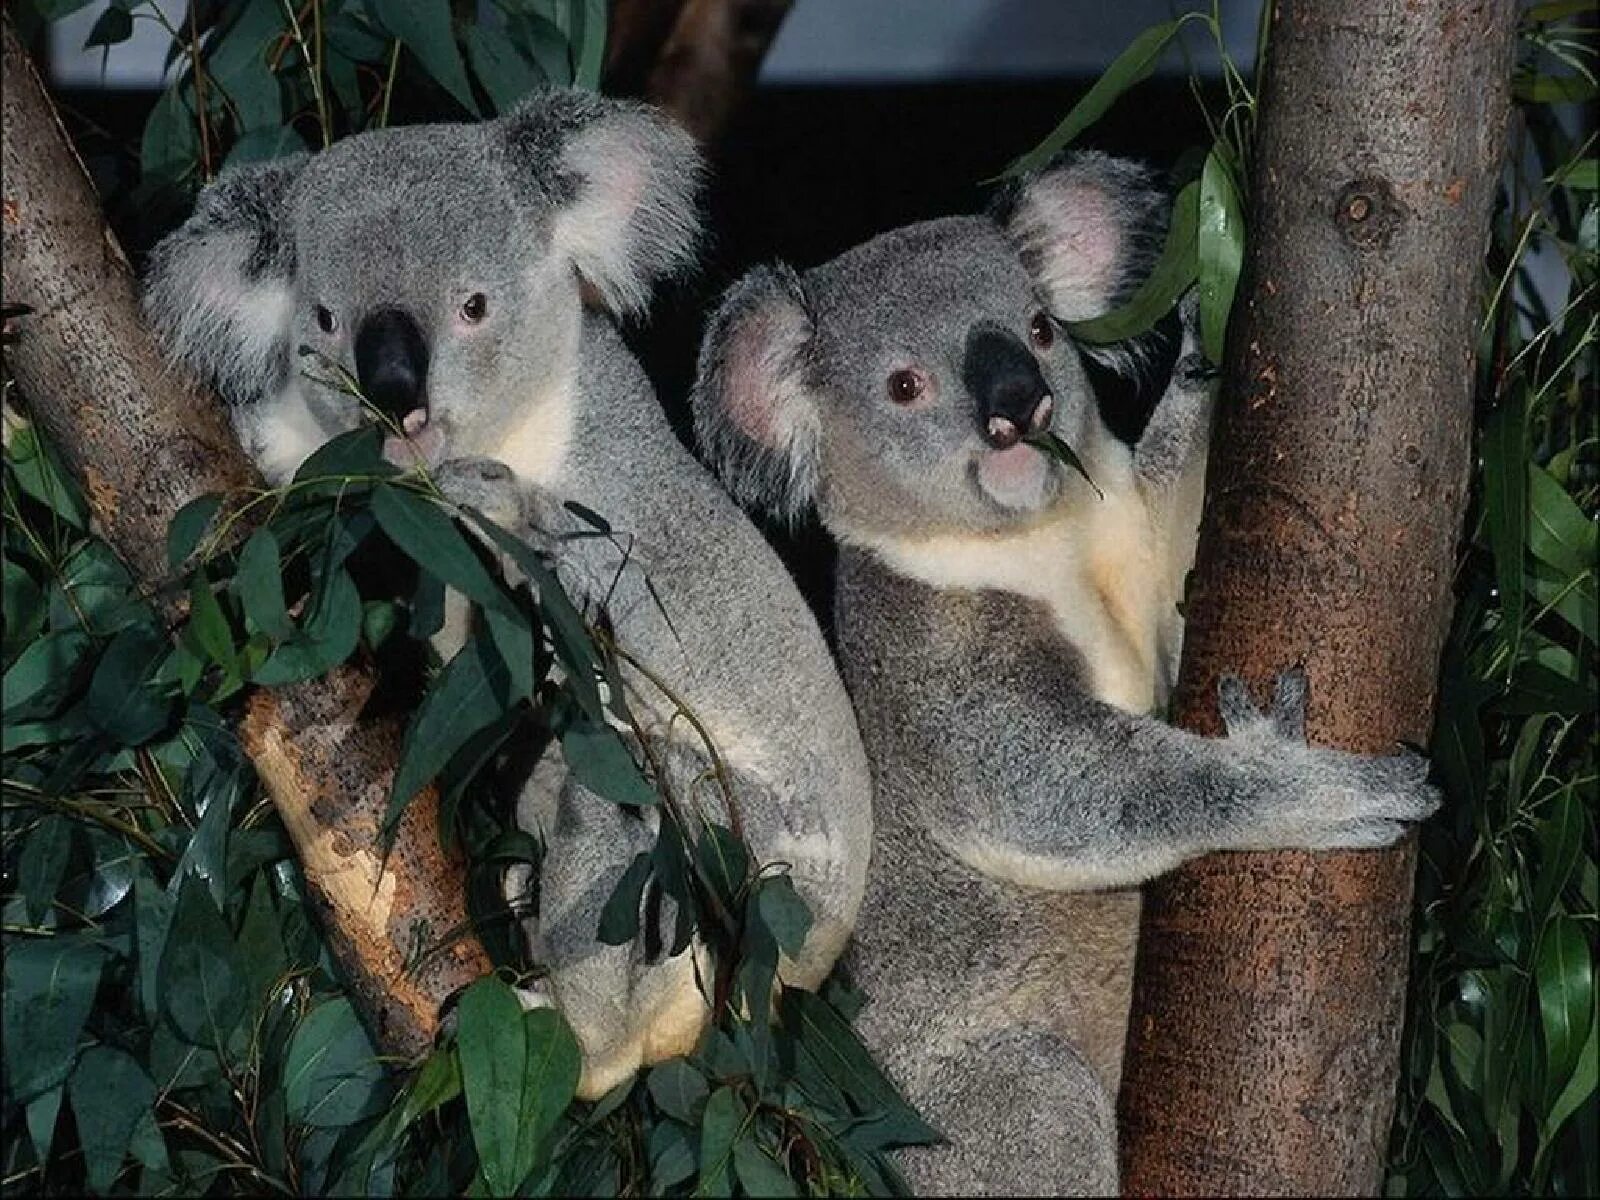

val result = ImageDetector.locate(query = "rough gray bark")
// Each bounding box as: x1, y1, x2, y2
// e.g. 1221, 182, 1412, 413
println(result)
2, 20, 491, 1062
1117, 1, 1519, 1194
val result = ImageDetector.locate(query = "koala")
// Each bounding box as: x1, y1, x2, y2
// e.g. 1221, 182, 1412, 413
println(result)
141, 89, 874, 1100
691, 152, 1440, 1195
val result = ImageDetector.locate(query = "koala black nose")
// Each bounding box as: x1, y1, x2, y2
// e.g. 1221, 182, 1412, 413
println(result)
962, 328, 1053, 450
354, 308, 429, 421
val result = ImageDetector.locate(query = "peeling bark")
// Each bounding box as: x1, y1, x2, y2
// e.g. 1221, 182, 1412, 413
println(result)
1117, 1, 1519, 1194
1, 20, 490, 1062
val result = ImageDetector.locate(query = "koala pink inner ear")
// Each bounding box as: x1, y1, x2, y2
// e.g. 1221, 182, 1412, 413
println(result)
723, 309, 804, 447
1009, 179, 1126, 321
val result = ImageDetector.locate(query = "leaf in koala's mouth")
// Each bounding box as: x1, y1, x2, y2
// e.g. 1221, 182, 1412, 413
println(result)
1024, 431, 1103, 499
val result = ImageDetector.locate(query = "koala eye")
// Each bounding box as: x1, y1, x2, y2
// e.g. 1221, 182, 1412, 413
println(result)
314, 304, 338, 335
887, 367, 927, 406
460, 293, 489, 323
1029, 311, 1056, 351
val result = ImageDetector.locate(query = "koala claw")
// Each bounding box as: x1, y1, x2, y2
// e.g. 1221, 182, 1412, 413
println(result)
431, 456, 525, 530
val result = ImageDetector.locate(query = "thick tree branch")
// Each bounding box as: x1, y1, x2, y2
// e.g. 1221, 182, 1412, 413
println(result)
1, 20, 490, 1061
1117, 1, 1519, 1194
611, 0, 794, 146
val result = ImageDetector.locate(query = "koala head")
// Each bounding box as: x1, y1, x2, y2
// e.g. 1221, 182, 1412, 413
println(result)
692, 153, 1171, 540
143, 89, 702, 483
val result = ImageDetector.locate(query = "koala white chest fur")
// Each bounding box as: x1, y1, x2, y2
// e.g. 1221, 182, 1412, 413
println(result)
843, 458, 1179, 716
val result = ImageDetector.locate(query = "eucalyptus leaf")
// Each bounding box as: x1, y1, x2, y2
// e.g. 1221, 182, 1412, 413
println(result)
999, 19, 1182, 178
68, 1045, 156, 1194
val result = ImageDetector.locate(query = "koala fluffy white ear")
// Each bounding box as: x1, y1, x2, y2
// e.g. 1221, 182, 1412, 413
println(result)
995, 151, 1169, 321
501, 89, 702, 318
141, 156, 306, 409
691, 263, 821, 525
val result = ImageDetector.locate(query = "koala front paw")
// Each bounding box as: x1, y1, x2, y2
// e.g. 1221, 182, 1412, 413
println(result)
1220, 667, 1441, 851
432, 456, 526, 531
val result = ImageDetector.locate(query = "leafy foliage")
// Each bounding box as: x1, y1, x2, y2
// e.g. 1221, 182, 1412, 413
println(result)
3, 3, 934, 1195
1386, 7, 1597, 1195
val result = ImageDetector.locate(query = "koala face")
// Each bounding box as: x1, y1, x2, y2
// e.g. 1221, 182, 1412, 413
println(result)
800, 216, 1105, 533
693, 152, 1169, 541
143, 90, 702, 484
285, 125, 569, 467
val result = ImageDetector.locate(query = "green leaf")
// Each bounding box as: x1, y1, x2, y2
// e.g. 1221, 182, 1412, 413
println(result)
7, 424, 88, 527
649, 1120, 698, 1188
235, 527, 293, 639
649, 1059, 711, 1124
464, 25, 543, 112
456, 977, 525, 1194
284, 997, 385, 1128
187, 571, 236, 670
1532, 789, 1586, 921
1536, 916, 1593, 1109
167, 494, 222, 571
160, 879, 247, 1053
83, 5, 133, 48
18, 815, 73, 924
597, 851, 653, 945
2, 937, 103, 1102
68, 1045, 156, 1194
373, 483, 515, 616
1067, 180, 1200, 344
733, 1137, 800, 1198
290, 426, 394, 483
251, 566, 362, 685
223, 126, 308, 170
755, 874, 813, 959
84, 625, 175, 745
375, 0, 482, 116
397, 1049, 463, 1130
1542, 1004, 1596, 1141
697, 824, 750, 912
999, 20, 1183, 178
3, 556, 45, 660
483, 606, 536, 701
134, 871, 175, 1020
574, 0, 607, 89
3, 629, 91, 720
783, 990, 939, 1148
387, 629, 512, 836
561, 720, 658, 807
1197, 146, 1245, 365
514, 1009, 581, 1186
1024, 430, 1102, 498
464, 509, 604, 721
697, 1086, 745, 1197
1526, 464, 1596, 578
1483, 401, 1527, 647
25, 1086, 62, 1167
1513, 74, 1598, 103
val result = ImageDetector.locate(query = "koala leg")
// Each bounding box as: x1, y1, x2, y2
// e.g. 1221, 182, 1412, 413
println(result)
895, 1029, 1118, 1198
531, 775, 711, 1100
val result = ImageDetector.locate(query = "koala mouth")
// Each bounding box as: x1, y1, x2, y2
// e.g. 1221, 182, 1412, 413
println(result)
973, 442, 1056, 511
382, 406, 447, 471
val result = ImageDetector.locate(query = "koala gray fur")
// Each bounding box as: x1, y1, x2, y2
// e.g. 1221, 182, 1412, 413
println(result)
692, 152, 1439, 1195
142, 89, 874, 1101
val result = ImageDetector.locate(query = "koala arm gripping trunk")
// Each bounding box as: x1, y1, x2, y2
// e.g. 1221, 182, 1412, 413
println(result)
837, 555, 1437, 893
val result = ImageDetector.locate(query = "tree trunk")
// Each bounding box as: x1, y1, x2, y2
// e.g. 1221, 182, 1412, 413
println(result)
1117, 1, 1518, 1194
621, 0, 795, 146
1, 21, 491, 1062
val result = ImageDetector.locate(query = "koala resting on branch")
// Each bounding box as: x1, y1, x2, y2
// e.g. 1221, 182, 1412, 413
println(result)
692, 152, 1441, 1196
140, 88, 874, 1100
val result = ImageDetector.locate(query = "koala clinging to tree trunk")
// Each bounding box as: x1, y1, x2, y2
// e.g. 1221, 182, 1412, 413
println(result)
141, 88, 874, 1100
692, 151, 1440, 1196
